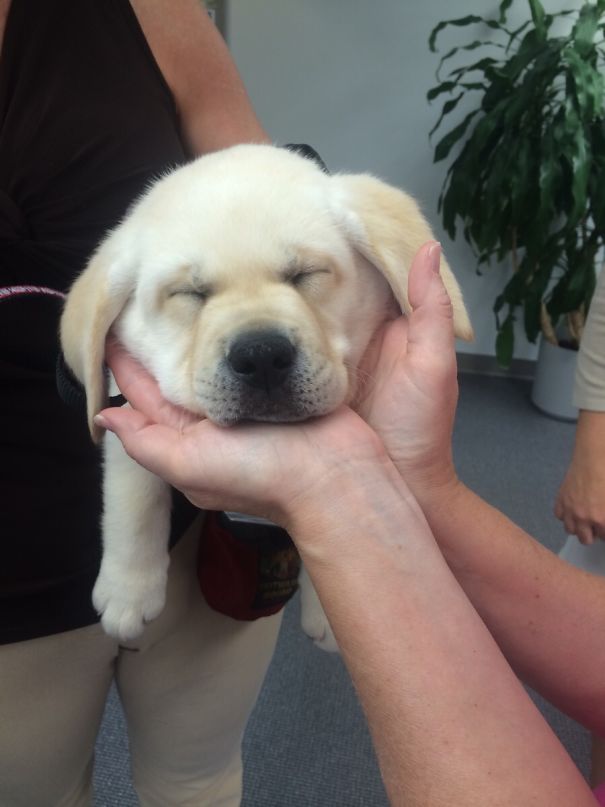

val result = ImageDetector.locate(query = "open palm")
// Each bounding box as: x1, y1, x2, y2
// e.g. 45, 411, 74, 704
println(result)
100, 342, 387, 528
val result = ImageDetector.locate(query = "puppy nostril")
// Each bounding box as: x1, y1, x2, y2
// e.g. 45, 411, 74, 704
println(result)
227, 331, 296, 391
273, 353, 294, 370
232, 357, 257, 376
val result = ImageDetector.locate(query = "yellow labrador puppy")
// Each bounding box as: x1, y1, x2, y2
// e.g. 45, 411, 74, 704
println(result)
61, 144, 472, 647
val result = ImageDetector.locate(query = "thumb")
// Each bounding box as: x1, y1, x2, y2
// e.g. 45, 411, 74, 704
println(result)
406, 241, 455, 355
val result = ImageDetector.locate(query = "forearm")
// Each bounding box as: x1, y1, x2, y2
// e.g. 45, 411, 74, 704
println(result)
419, 479, 605, 732
573, 409, 605, 460
175, 17, 269, 154
288, 473, 594, 806
131, 0, 270, 155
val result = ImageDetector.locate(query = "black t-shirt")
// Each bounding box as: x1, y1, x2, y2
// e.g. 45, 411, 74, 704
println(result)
0, 0, 188, 643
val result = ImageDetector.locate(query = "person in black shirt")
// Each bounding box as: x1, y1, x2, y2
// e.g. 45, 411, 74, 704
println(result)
0, 2, 282, 805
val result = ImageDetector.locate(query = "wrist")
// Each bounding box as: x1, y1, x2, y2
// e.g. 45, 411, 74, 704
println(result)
573, 410, 605, 460
281, 456, 425, 564
397, 452, 460, 514
410, 473, 467, 539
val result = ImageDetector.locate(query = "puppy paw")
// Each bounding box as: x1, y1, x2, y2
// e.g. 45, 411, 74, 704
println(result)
298, 566, 339, 652
300, 605, 339, 653
92, 567, 167, 641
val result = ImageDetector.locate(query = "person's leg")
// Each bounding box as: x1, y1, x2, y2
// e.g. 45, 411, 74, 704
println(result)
116, 517, 282, 807
0, 623, 117, 807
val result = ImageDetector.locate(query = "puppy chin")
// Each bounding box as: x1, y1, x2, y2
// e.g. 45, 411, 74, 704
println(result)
203, 394, 342, 427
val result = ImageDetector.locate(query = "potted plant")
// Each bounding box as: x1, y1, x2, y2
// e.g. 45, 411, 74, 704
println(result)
427, 0, 605, 418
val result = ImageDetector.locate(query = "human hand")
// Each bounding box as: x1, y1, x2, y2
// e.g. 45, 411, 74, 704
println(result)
356, 241, 460, 504
96, 342, 390, 533
554, 411, 605, 544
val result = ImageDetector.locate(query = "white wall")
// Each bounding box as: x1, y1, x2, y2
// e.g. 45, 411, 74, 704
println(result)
228, 1, 570, 360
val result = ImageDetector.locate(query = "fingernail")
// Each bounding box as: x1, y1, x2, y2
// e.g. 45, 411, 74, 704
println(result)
428, 241, 441, 274
94, 414, 110, 430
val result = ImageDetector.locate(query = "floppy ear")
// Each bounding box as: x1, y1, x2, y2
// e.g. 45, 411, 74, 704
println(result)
60, 243, 136, 442
330, 174, 474, 341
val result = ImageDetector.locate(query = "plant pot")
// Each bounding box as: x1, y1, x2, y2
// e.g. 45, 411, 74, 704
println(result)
530, 338, 578, 422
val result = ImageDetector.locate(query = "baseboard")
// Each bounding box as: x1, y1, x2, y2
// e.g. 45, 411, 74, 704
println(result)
456, 352, 536, 380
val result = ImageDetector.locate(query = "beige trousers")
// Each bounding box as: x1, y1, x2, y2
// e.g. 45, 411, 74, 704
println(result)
0, 518, 282, 807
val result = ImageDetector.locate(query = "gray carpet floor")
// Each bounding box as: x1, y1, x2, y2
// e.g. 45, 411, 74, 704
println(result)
93, 372, 590, 806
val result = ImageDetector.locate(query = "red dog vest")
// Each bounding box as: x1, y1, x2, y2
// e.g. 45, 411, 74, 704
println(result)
198, 511, 301, 620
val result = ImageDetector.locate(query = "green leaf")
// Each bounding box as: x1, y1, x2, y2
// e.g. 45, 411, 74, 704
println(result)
524, 291, 543, 343
481, 73, 512, 112
547, 270, 586, 321
440, 157, 475, 239
498, 266, 531, 308
528, 0, 547, 41
565, 47, 604, 121
427, 80, 487, 104
537, 128, 561, 235
508, 137, 535, 221
428, 93, 465, 138
427, 81, 457, 101
572, 3, 602, 57
433, 109, 480, 162
563, 104, 590, 226
447, 56, 499, 81
435, 41, 484, 80
495, 313, 515, 367
506, 20, 531, 53
522, 258, 556, 342
429, 16, 485, 52
589, 123, 605, 232
498, 0, 514, 25
495, 27, 554, 82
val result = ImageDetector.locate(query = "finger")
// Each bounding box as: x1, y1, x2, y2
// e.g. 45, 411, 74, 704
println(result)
96, 407, 190, 486
562, 513, 578, 538
577, 522, 595, 545
564, 514, 595, 545
105, 339, 198, 429
406, 242, 455, 356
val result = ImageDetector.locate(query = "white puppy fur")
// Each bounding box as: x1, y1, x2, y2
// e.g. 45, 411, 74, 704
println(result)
60, 144, 473, 649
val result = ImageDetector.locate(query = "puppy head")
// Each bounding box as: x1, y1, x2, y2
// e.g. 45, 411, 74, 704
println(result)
60, 144, 472, 438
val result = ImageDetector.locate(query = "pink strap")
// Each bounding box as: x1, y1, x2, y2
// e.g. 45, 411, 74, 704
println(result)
0, 285, 66, 302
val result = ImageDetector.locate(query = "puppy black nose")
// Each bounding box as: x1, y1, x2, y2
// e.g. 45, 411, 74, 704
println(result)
227, 331, 296, 392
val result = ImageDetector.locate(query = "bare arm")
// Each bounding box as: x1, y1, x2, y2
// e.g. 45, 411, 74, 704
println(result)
99, 245, 598, 806
130, 0, 269, 154
416, 476, 605, 735
96, 384, 596, 807
358, 245, 605, 737
287, 469, 596, 807
555, 267, 605, 544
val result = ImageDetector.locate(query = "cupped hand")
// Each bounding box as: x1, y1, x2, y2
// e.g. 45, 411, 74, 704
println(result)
97, 341, 389, 529
555, 463, 605, 545
356, 241, 460, 501
554, 412, 605, 544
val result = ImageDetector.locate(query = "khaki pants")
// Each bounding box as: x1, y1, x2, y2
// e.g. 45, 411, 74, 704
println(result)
0, 518, 282, 807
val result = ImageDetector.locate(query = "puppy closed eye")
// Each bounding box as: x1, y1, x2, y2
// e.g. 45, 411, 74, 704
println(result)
169, 286, 212, 303
285, 267, 331, 289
